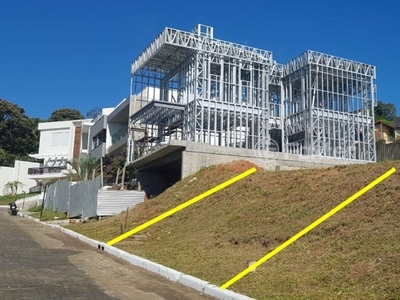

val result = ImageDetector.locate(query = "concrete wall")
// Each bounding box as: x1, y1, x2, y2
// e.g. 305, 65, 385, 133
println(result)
175, 140, 370, 178
0, 160, 40, 196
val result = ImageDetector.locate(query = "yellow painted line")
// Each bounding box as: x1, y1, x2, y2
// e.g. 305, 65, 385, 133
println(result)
107, 167, 257, 246
221, 167, 396, 290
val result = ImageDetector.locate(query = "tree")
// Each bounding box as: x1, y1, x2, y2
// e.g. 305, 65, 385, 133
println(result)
3, 181, 25, 196
103, 149, 137, 186
375, 101, 397, 123
0, 148, 9, 166
86, 107, 102, 120
0, 99, 38, 166
48, 108, 84, 122
65, 156, 100, 181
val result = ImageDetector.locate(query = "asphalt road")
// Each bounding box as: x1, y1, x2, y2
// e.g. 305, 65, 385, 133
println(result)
0, 208, 214, 300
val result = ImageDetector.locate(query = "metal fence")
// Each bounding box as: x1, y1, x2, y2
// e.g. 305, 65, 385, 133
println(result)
44, 177, 101, 219
376, 141, 400, 162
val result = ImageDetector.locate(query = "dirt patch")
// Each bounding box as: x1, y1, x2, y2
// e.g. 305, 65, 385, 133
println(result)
212, 160, 261, 173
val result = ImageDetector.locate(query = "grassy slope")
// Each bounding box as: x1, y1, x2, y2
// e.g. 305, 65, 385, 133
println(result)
67, 161, 400, 300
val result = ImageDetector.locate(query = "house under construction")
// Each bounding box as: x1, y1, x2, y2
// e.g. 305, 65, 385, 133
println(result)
126, 24, 376, 194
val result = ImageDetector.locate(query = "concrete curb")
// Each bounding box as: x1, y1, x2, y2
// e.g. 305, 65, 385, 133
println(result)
18, 213, 255, 300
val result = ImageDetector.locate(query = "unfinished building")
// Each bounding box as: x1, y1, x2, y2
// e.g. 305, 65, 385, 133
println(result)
126, 24, 376, 195
283, 51, 376, 161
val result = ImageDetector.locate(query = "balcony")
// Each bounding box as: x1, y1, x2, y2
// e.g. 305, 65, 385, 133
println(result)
28, 166, 67, 176
28, 166, 67, 181
107, 129, 128, 155
111, 129, 128, 144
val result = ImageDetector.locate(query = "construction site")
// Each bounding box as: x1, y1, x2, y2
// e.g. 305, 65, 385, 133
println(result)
126, 24, 377, 195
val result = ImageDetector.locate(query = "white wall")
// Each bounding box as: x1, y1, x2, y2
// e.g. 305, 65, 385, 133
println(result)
102, 107, 115, 115
0, 160, 40, 196
38, 121, 75, 160
12, 160, 40, 193
0, 166, 14, 196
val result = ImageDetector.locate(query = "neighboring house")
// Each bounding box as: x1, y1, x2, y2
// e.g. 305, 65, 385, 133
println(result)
375, 120, 394, 143
89, 107, 114, 160
0, 160, 40, 196
28, 119, 93, 184
88, 101, 130, 160
105, 98, 130, 157
394, 116, 400, 140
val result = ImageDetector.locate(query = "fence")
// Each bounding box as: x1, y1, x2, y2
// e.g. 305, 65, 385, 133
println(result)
376, 140, 400, 162
43, 177, 101, 219
42, 177, 145, 218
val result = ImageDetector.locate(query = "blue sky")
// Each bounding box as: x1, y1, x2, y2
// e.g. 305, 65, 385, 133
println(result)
1, 0, 399, 119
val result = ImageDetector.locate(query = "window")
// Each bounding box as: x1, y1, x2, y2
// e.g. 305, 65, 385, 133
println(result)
50, 131, 70, 146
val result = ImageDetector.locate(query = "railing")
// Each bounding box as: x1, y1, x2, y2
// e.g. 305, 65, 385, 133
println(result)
29, 185, 42, 193
27, 166, 67, 175
111, 129, 128, 144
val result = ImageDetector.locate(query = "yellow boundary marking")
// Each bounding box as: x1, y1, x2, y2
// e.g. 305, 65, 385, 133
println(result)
221, 167, 396, 290
107, 167, 257, 246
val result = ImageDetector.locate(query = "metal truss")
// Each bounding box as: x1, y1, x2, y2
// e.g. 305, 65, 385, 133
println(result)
128, 24, 280, 161
127, 24, 377, 163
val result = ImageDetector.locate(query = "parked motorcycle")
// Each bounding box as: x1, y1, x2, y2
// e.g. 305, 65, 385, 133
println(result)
8, 202, 19, 215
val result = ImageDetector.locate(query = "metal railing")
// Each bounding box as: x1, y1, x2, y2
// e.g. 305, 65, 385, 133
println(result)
27, 166, 67, 175
111, 129, 128, 144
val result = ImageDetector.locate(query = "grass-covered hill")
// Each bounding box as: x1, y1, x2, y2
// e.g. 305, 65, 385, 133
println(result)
67, 160, 400, 299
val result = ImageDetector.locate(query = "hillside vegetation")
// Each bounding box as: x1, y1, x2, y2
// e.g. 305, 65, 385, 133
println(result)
67, 160, 400, 300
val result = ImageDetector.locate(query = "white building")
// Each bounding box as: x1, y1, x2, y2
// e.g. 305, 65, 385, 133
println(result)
0, 160, 40, 196
28, 119, 93, 184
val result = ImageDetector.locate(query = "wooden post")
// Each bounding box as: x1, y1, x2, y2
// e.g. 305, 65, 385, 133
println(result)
124, 207, 129, 232
39, 184, 47, 221
120, 164, 126, 190
115, 168, 120, 185
100, 157, 104, 188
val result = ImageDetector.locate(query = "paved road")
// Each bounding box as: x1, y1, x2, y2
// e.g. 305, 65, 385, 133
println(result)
0, 208, 214, 300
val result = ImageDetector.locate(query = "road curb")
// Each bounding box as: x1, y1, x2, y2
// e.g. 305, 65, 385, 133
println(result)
18, 213, 255, 300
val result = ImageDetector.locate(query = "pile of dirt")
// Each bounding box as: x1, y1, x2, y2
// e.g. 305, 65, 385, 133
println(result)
67, 160, 400, 299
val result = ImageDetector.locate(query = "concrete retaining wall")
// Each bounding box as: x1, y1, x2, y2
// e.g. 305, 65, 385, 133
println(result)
177, 140, 371, 178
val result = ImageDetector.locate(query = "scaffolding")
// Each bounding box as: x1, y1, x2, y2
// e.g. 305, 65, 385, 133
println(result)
128, 25, 377, 163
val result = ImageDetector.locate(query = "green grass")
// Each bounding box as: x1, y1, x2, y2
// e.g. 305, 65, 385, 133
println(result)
66, 160, 400, 299
0, 192, 40, 205
27, 206, 67, 221
27, 205, 43, 213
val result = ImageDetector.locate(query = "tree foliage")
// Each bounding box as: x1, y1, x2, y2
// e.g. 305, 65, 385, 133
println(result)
3, 181, 25, 196
103, 149, 137, 185
86, 107, 102, 120
375, 101, 397, 123
48, 108, 84, 122
65, 156, 100, 181
0, 99, 39, 166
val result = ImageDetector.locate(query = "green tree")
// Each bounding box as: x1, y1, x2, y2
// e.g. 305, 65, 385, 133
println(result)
103, 149, 136, 186
3, 181, 25, 196
0, 148, 9, 166
0, 99, 38, 166
375, 101, 397, 123
48, 108, 84, 122
65, 156, 100, 181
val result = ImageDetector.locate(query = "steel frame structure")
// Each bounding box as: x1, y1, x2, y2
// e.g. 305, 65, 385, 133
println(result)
128, 24, 282, 162
127, 25, 377, 163
282, 51, 376, 161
